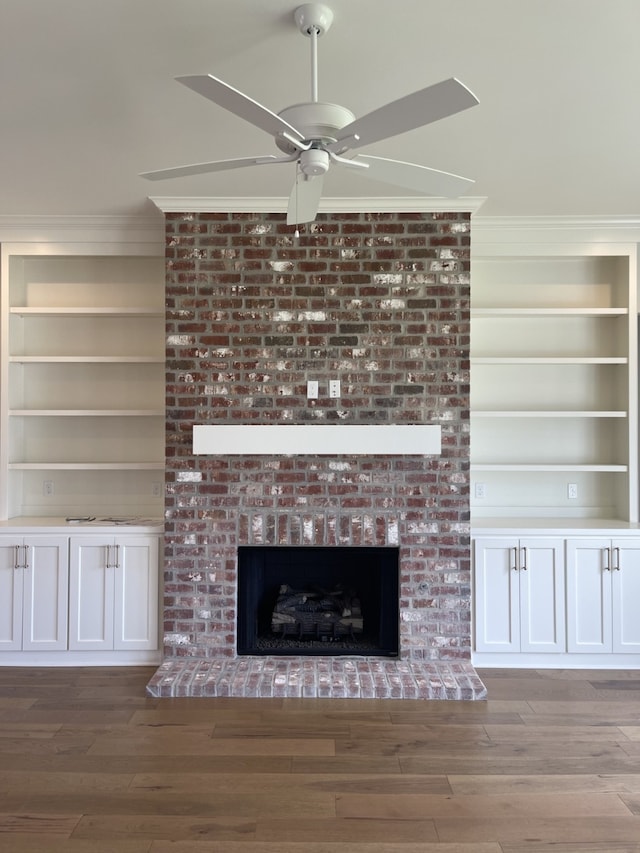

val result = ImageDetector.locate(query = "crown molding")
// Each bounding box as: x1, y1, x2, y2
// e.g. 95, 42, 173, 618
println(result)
473, 215, 640, 230
148, 196, 488, 215
472, 214, 640, 246
0, 214, 164, 246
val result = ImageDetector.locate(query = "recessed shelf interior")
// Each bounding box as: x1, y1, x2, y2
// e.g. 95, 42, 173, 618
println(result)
3, 252, 165, 519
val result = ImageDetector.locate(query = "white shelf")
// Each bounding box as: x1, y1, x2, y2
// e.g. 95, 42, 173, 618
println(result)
473, 307, 628, 317
472, 464, 628, 472
10, 356, 164, 363
472, 357, 627, 365
10, 409, 164, 417
10, 307, 163, 317
472, 411, 627, 418
9, 462, 164, 471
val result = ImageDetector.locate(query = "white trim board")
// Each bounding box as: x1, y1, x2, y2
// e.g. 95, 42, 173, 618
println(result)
193, 424, 441, 456
150, 196, 487, 215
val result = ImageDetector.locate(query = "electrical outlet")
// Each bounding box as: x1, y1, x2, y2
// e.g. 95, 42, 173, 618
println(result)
474, 482, 486, 499
329, 379, 341, 398
43, 480, 54, 497
567, 483, 578, 500
307, 380, 319, 399
152, 482, 163, 498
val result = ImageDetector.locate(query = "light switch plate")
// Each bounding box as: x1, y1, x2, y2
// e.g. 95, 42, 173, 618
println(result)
307, 380, 319, 399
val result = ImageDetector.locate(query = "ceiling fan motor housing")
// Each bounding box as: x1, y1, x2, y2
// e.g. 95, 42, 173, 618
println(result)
276, 102, 356, 153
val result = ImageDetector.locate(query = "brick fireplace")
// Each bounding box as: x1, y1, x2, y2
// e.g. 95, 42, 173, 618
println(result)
146, 209, 485, 700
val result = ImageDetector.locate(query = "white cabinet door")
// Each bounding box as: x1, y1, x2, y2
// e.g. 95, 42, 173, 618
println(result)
114, 536, 159, 651
566, 538, 612, 653
69, 538, 115, 651
519, 539, 565, 654
69, 534, 159, 652
474, 539, 520, 653
22, 537, 69, 651
612, 538, 640, 653
0, 536, 68, 651
474, 537, 565, 654
0, 539, 23, 650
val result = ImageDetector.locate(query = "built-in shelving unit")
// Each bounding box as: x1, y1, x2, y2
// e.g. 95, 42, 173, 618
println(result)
471, 242, 638, 524
1, 247, 165, 519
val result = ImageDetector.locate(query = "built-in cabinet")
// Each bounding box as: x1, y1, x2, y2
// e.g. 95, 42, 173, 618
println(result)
474, 537, 565, 654
471, 223, 640, 667
0, 535, 68, 651
0, 525, 161, 664
69, 534, 159, 652
474, 532, 640, 665
566, 537, 640, 654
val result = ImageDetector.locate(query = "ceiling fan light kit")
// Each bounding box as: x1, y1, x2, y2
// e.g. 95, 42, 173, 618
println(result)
141, 3, 479, 227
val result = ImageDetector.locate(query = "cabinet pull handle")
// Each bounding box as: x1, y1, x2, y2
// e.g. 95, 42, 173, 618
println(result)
511, 547, 518, 571
13, 545, 20, 569
520, 547, 528, 571
22, 544, 29, 569
614, 547, 620, 571
105, 544, 112, 568
113, 544, 120, 569
604, 547, 611, 571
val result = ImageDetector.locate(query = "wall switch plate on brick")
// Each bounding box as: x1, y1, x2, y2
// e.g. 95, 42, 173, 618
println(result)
329, 379, 341, 398
307, 380, 319, 399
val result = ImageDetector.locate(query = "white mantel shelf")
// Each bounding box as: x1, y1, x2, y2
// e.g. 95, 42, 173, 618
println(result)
193, 424, 442, 456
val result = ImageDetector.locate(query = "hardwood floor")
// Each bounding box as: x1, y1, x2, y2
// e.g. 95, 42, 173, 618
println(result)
1, 667, 640, 852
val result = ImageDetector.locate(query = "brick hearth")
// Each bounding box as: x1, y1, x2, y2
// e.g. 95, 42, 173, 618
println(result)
147, 658, 486, 699
149, 210, 483, 700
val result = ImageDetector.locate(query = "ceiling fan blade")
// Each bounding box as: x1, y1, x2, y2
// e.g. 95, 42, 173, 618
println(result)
351, 154, 474, 197
177, 74, 305, 141
333, 78, 478, 151
286, 174, 325, 225
140, 154, 294, 181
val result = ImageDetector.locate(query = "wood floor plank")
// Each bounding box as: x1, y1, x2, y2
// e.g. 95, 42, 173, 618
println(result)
20, 790, 336, 819
0, 839, 152, 853
500, 843, 640, 853
71, 814, 257, 842
484, 722, 627, 741
0, 752, 295, 774
449, 773, 640, 795
0, 812, 81, 835
148, 843, 501, 853
87, 734, 335, 756
291, 755, 403, 774
434, 815, 640, 844
335, 791, 632, 819
0, 771, 134, 794
255, 817, 439, 843
130, 771, 452, 796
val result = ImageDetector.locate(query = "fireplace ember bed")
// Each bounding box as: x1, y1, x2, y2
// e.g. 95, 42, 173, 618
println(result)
237, 546, 400, 657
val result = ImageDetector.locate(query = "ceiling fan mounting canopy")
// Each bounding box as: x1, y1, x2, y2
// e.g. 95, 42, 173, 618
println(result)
294, 3, 334, 37
140, 3, 479, 226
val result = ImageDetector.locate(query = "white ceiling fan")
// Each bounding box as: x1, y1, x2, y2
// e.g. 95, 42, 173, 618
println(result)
141, 3, 479, 227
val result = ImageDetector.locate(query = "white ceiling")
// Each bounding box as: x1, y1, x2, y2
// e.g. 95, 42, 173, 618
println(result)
2, 0, 639, 219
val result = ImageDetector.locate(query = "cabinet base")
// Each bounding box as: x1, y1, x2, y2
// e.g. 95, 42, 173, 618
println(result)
473, 652, 640, 669
0, 650, 161, 666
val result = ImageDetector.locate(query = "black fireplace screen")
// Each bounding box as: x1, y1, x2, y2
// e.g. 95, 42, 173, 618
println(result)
237, 546, 400, 657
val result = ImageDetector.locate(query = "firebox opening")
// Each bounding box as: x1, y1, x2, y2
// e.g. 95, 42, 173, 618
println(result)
237, 546, 400, 657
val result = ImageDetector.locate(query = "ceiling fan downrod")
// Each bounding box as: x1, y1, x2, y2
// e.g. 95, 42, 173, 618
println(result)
294, 3, 334, 104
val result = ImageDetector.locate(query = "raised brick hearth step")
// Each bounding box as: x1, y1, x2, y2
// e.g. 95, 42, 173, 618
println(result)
146, 658, 487, 700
